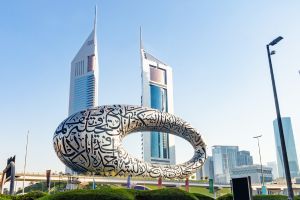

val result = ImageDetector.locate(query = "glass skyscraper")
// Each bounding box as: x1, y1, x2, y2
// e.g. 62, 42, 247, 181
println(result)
140, 34, 175, 165
66, 10, 99, 174
273, 117, 299, 178
267, 161, 279, 179
196, 156, 214, 180
212, 145, 239, 184
237, 150, 253, 166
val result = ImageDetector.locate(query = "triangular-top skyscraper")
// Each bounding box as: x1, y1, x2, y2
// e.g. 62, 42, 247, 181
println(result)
67, 7, 99, 174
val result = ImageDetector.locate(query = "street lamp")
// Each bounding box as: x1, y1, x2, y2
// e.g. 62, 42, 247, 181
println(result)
266, 36, 294, 200
22, 131, 29, 194
253, 135, 266, 194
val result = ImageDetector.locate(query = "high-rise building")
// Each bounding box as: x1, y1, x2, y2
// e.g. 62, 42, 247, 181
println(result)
212, 145, 238, 184
237, 150, 253, 166
140, 32, 175, 165
267, 161, 279, 179
273, 117, 299, 178
66, 9, 99, 174
196, 156, 214, 180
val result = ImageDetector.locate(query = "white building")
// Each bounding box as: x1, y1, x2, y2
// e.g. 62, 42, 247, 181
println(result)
140, 32, 175, 165
66, 9, 99, 174
231, 165, 273, 184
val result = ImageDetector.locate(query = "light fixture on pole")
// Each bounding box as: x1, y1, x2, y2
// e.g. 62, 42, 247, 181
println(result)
266, 36, 294, 200
253, 134, 266, 195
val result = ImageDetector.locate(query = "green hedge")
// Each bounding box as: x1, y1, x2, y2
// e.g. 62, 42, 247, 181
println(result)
217, 194, 300, 200
0, 192, 47, 200
253, 195, 287, 200
192, 193, 214, 200
0, 194, 10, 200
15, 191, 47, 200
3, 188, 300, 200
217, 194, 233, 200
135, 188, 197, 200
38, 188, 212, 200
38, 188, 134, 200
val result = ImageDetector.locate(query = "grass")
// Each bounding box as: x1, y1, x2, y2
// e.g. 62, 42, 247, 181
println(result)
187, 187, 212, 195
143, 184, 231, 198
16, 182, 67, 194
143, 184, 160, 190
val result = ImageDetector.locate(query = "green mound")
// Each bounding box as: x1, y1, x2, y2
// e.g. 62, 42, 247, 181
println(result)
254, 195, 287, 200
3, 187, 300, 200
0, 194, 10, 200
0, 191, 47, 200
38, 188, 134, 200
217, 194, 300, 200
217, 194, 233, 200
192, 193, 214, 200
37, 188, 214, 200
135, 188, 198, 200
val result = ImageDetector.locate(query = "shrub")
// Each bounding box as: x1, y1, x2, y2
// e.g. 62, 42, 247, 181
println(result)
14, 191, 47, 200
36, 187, 225, 200
192, 193, 214, 200
38, 188, 134, 200
0, 191, 47, 200
135, 188, 198, 200
295, 196, 300, 200
0, 194, 11, 200
253, 195, 287, 200
217, 193, 233, 200
217, 194, 295, 200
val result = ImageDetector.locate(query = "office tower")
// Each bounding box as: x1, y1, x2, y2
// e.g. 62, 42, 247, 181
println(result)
67, 9, 99, 174
212, 145, 239, 184
196, 156, 214, 180
267, 161, 279, 179
140, 32, 175, 165
273, 117, 299, 178
237, 150, 253, 166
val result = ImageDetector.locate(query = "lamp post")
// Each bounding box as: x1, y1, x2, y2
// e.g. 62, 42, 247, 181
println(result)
266, 36, 294, 199
253, 135, 266, 194
22, 131, 29, 194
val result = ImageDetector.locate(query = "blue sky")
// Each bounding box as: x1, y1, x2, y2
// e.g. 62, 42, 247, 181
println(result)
1, 1, 300, 173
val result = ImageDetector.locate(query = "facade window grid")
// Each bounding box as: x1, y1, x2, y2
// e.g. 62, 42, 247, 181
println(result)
72, 74, 95, 113
74, 60, 86, 77
149, 65, 167, 85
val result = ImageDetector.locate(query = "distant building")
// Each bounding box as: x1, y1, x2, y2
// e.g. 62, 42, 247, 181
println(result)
212, 145, 239, 184
237, 150, 253, 166
231, 165, 273, 184
267, 161, 279, 179
140, 34, 175, 165
196, 156, 214, 180
273, 117, 299, 178
67, 10, 99, 174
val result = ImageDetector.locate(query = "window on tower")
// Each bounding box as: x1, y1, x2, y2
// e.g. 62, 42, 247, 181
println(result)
88, 55, 95, 72
150, 65, 166, 85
